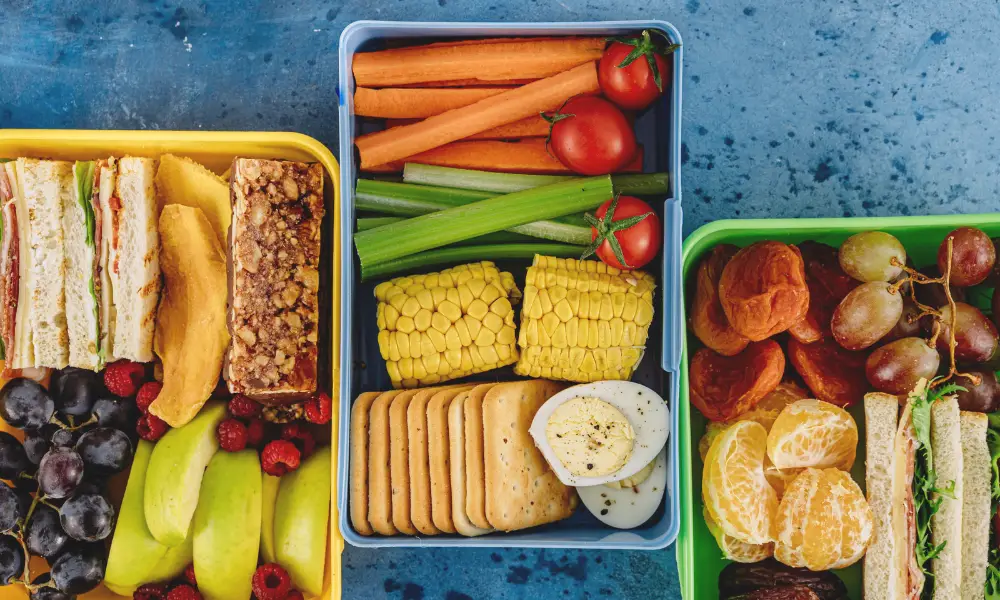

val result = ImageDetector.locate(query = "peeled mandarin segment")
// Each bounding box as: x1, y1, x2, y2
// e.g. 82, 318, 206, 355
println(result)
766, 399, 858, 471
702, 506, 773, 563
702, 420, 778, 545
774, 467, 873, 571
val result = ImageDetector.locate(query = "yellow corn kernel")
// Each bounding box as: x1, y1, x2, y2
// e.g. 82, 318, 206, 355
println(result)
529, 296, 545, 319
587, 320, 599, 349
569, 347, 586, 368
460, 348, 474, 371
397, 332, 411, 359
423, 374, 441, 386
597, 274, 610, 294
445, 349, 462, 368
594, 349, 609, 371
432, 311, 451, 333
400, 296, 421, 318
498, 343, 513, 362
377, 330, 390, 360
431, 287, 447, 306
525, 319, 539, 346
438, 273, 454, 288
427, 328, 447, 353
398, 357, 414, 379
504, 312, 515, 327
480, 345, 499, 365
458, 285, 474, 310
552, 323, 567, 348
409, 331, 423, 359
544, 269, 558, 289
397, 316, 415, 334
456, 318, 473, 346
555, 268, 568, 289
482, 312, 504, 334
388, 293, 406, 312
438, 300, 462, 323
539, 347, 553, 368
497, 325, 514, 344
420, 334, 436, 358
439, 356, 453, 375
467, 299, 489, 321
553, 299, 573, 323
580, 352, 597, 373
521, 286, 537, 315
611, 292, 626, 318
469, 345, 484, 367
455, 270, 473, 285
412, 359, 428, 379
566, 318, 579, 347
386, 361, 401, 385
636, 298, 654, 327
374, 281, 393, 299
414, 309, 432, 332
388, 334, 401, 362
541, 312, 559, 337
623, 321, 637, 346
384, 305, 400, 330
445, 328, 462, 351
538, 289, 553, 314
537, 322, 552, 347
587, 291, 602, 320
480, 282, 501, 306
377, 305, 385, 330
415, 289, 434, 310
611, 318, 624, 346
599, 295, 614, 321
467, 278, 487, 299
446, 287, 461, 307
622, 294, 638, 321
549, 285, 567, 305
578, 292, 589, 319
475, 328, 496, 347
607, 347, 623, 369
598, 321, 611, 348
490, 297, 512, 316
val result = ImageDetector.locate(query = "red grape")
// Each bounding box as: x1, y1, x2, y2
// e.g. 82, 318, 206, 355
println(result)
865, 337, 940, 395
938, 227, 996, 287
831, 282, 904, 350
934, 302, 999, 363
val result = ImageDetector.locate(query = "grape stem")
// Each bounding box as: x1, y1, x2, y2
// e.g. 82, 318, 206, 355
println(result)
14, 493, 47, 590
890, 240, 981, 387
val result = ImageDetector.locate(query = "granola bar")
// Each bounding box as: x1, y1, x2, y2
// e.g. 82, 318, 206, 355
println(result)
227, 158, 324, 403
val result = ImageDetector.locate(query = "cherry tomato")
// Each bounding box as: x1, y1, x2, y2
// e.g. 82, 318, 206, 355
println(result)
598, 30, 679, 111
544, 96, 636, 176
585, 195, 661, 270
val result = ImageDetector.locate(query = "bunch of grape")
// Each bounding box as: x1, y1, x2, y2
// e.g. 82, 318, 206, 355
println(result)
835, 227, 1000, 409
0, 368, 138, 599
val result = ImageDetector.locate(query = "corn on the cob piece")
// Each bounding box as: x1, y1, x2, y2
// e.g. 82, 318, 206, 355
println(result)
514, 256, 655, 382
375, 261, 520, 388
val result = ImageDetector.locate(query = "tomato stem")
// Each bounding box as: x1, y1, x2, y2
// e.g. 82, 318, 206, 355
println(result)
580, 193, 654, 269
607, 29, 681, 92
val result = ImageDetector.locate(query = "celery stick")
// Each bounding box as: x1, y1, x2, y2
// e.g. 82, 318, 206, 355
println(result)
354, 176, 613, 268
612, 173, 671, 196
357, 217, 532, 246
355, 179, 590, 231
362, 243, 585, 281
402, 163, 572, 194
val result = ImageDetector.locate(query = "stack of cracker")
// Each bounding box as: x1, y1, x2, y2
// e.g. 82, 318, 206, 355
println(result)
350, 380, 579, 536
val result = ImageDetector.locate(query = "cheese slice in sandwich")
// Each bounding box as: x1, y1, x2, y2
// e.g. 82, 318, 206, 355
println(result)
103, 157, 160, 363
63, 162, 103, 370
15, 159, 71, 369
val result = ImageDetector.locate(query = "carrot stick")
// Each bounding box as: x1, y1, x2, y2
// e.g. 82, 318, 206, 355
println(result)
373, 115, 551, 141
356, 62, 600, 169
395, 78, 539, 88
352, 37, 605, 87
354, 87, 515, 119
413, 37, 567, 50
361, 139, 644, 175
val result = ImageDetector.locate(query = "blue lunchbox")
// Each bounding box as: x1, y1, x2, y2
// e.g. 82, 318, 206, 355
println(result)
336, 19, 684, 549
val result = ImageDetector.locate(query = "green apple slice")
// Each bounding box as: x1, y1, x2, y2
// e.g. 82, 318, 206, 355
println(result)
275, 447, 331, 597
260, 473, 281, 564
193, 449, 262, 600
104, 440, 169, 594
145, 523, 194, 583
145, 401, 228, 546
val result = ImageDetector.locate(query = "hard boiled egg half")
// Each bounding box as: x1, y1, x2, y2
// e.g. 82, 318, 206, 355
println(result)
529, 380, 669, 487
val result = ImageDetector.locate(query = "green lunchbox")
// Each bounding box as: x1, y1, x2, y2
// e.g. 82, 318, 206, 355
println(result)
676, 213, 1000, 600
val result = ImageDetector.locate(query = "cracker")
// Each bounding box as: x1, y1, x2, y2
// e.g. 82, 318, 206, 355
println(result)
388, 389, 421, 535
349, 391, 381, 536
448, 390, 493, 538
483, 380, 577, 532
463, 383, 497, 530
407, 387, 446, 535
367, 390, 403, 535
427, 386, 474, 533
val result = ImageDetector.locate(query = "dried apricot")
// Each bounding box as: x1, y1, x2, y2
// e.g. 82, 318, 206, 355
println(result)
766, 399, 858, 471
718, 241, 810, 341
787, 337, 869, 408
703, 421, 779, 545
774, 468, 873, 570
690, 340, 785, 422
703, 506, 774, 563
690, 244, 750, 356
788, 242, 858, 344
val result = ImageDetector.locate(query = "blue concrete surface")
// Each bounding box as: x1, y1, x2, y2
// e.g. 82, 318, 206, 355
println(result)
3, 0, 999, 597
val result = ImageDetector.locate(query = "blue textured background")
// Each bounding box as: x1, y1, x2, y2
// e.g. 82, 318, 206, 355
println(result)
3, 0, 997, 597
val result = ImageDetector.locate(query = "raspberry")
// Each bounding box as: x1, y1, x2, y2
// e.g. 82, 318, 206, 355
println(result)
252, 563, 292, 600
137, 413, 170, 442
165, 585, 201, 600
133, 584, 168, 600
281, 423, 316, 458
228, 395, 261, 419
261, 440, 301, 476
304, 393, 332, 425
136, 382, 163, 414
183, 563, 197, 586
104, 360, 146, 398
216, 419, 248, 452
286, 591, 304, 600
246, 418, 266, 448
